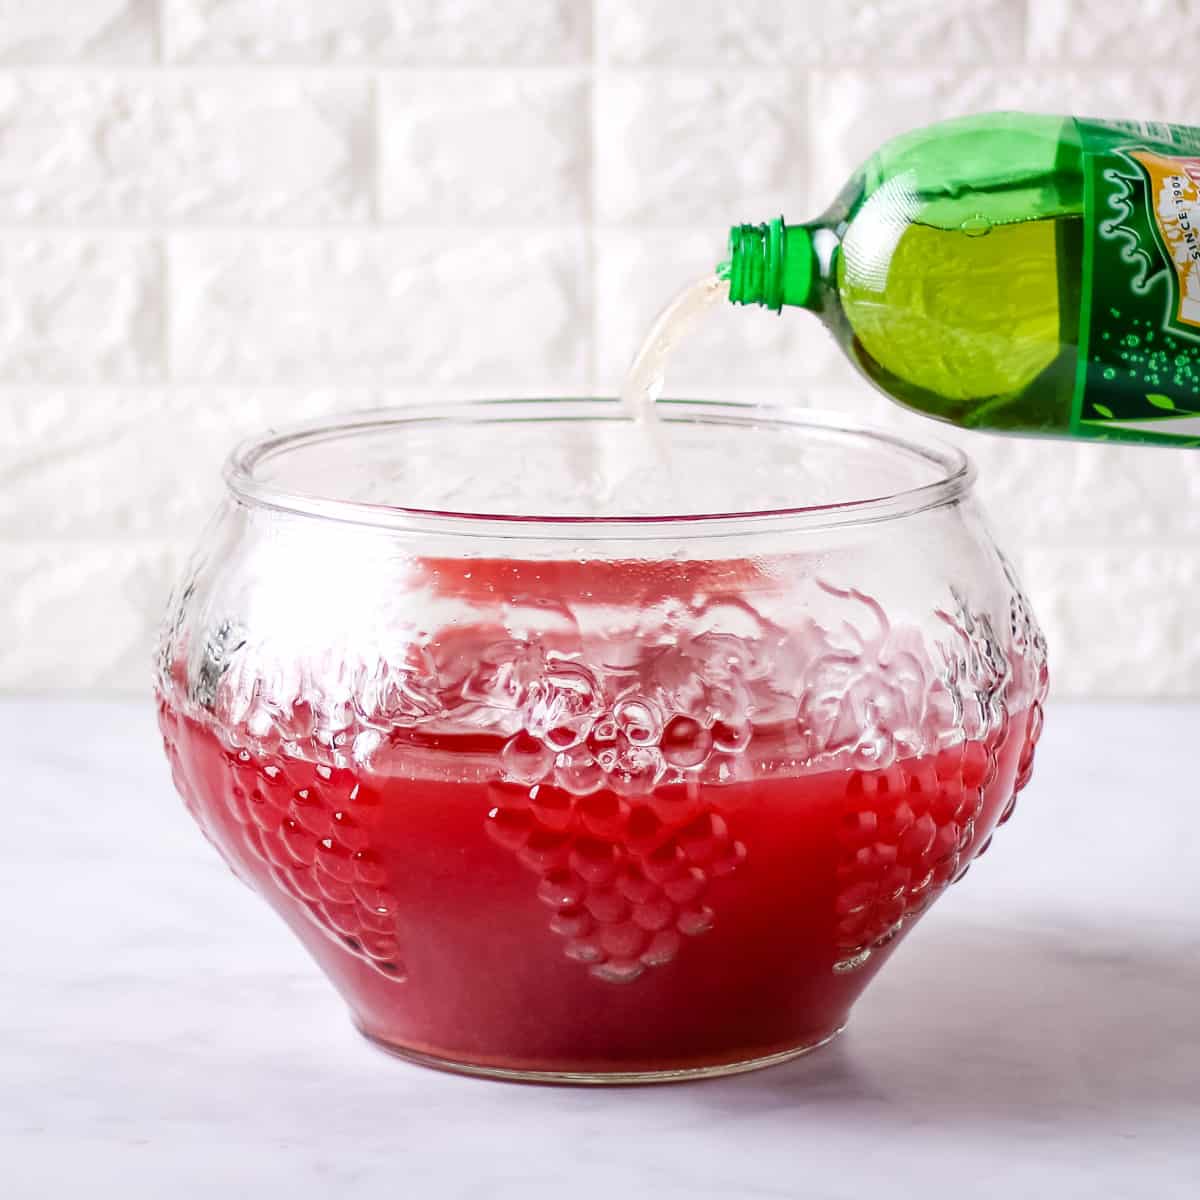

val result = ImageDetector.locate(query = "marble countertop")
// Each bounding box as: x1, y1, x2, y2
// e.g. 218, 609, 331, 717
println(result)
4, 698, 1199, 1199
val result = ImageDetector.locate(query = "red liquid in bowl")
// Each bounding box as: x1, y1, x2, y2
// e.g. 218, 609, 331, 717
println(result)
158, 691, 1032, 1076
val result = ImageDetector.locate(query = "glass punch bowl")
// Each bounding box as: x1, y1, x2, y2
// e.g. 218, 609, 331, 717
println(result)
156, 400, 1048, 1083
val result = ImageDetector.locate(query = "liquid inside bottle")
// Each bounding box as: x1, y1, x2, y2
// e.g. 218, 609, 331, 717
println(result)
838, 213, 1080, 428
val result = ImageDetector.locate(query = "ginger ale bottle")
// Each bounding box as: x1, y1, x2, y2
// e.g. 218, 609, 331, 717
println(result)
724, 113, 1200, 445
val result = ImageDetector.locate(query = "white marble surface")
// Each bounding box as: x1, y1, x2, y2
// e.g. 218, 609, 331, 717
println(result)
3, 698, 1199, 1198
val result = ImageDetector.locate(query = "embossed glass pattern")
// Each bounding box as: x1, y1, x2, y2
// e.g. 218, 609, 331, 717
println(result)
155, 400, 1048, 1083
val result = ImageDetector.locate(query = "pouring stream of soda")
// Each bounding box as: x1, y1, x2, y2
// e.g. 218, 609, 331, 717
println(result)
601, 273, 730, 510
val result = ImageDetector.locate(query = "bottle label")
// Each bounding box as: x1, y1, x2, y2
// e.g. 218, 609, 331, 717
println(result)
1076, 119, 1200, 443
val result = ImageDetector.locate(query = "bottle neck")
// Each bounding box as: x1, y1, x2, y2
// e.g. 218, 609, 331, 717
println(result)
723, 219, 815, 311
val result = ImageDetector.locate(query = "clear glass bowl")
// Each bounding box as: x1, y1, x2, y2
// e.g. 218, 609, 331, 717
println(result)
155, 399, 1048, 1083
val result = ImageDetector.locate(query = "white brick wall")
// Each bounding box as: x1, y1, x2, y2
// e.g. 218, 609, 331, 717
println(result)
0, 0, 1196, 696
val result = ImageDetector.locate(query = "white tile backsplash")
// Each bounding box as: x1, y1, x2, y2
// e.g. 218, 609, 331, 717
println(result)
0, 236, 162, 380
594, 71, 808, 224
1028, 0, 1200, 63
0, 0, 156, 63
163, 0, 590, 64
0, 73, 372, 223
0, 388, 378, 540
598, 0, 1026, 66
380, 71, 590, 222
167, 230, 589, 384
0, 0, 1193, 694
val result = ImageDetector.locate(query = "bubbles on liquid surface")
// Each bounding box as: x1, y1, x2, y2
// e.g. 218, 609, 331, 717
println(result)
959, 216, 991, 237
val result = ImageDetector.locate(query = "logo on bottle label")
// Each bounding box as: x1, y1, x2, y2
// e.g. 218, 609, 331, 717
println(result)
1075, 119, 1200, 444
1102, 149, 1200, 334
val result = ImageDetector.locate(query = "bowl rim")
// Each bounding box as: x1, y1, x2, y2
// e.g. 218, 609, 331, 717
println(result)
223, 397, 975, 540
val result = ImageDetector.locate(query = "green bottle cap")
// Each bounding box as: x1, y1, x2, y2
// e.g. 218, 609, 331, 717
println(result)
722, 218, 814, 311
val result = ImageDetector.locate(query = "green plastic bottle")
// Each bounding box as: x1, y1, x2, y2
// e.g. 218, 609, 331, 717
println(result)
723, 112, 1200, 446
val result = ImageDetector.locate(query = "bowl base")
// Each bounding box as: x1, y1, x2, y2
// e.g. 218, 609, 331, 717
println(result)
355, 1023, 847, 1086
